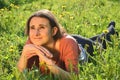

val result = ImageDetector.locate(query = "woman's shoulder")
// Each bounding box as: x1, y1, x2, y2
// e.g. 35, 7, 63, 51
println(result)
59, 35, 79, 49
60, 35, 77, 43
59, 34, 80, 58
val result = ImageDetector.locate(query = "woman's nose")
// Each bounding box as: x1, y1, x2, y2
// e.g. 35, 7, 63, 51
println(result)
35, 29, 40, 36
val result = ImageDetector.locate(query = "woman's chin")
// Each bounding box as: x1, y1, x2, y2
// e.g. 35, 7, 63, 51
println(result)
33, 43, 42, 46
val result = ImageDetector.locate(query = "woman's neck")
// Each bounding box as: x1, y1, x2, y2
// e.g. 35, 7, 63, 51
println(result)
43, 39, 60, 54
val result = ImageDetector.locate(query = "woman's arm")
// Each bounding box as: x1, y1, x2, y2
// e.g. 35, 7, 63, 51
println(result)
36, 51, 71, 80
47, 62, 71, 80
17, 45, 38, 72
17, 44, 72, 79
17, 53, 27, 72
17, 44, 53, 72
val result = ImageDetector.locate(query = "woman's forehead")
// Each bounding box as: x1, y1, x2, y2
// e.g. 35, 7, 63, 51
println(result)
30, 17, 50, 25
31, 17, 49, 22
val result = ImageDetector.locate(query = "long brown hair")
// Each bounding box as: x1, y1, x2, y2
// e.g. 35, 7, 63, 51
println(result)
25, 9, 63, 40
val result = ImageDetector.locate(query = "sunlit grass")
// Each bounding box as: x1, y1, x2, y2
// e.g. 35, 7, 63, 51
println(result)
0, 0, 120, 80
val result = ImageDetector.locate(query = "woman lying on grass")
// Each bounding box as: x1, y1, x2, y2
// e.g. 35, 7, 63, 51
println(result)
17, 9, 80, 80
17, 9, 119, 79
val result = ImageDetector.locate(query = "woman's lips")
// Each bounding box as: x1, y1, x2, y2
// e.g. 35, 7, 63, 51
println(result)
34, 37, 42, 39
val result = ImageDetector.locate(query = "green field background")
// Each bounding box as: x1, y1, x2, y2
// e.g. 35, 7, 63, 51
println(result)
0, 0, 120, 80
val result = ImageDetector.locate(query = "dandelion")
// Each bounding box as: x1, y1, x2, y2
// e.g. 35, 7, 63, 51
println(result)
62, 5, 66, 9
103, 29, 109, 34
59, 14, 63, 18
70, 16, 74, 20
39, 61, 46, 66
9, 45, 14, 52
115, 43, 119, 46
10, 3, 14, 7
7, 40, 10, 43
1, 9, 4, 11
9, 48, 14, 52
10, 46, 14, 49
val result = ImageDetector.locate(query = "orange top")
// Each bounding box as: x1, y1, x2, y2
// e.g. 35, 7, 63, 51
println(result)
26, 35, 80, 74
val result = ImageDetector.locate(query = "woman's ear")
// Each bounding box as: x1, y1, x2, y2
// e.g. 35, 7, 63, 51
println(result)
52, 27, 58, 36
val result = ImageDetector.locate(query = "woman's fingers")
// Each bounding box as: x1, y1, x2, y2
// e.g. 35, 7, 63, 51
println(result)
38, 54, 55, 66
34, 45, 53, 58
41, 46, 53, 58
23, 44, 53, 60
23, 44, 44, 55
26, 51, 37, 59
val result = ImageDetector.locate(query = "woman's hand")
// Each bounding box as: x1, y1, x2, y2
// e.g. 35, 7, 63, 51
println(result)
22, 44, 53, 59
17, 44, 54, 72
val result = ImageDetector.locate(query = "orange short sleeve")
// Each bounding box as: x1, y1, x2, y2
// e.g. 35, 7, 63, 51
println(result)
60, 35, 80, 74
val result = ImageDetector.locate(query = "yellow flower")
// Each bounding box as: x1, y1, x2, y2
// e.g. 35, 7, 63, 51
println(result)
10, 46, 14, 49
1, 9, 4, 11
10, 3, 14, 7
9, 49, 13, 52
115, 43, 119, 46
40, 61, 46, 66
70, 16, 74, 20
59, 14, 63, 18
7, 40, 10, 43
103, 30, 109, 34
62, 6, 66, 9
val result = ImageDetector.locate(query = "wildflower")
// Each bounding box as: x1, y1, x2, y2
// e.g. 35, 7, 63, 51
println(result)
39, 61, 46, 66
10, 3, 14, 7
10, 46, 14, 49
115, 43, 119, 46
70, 16, 74, 20
103, 30, 109, 34
59, 14, 63, 18
9, 48, 14, 52
1, 9, 4, 11
62, 6, 66, 9
7, 40, 10, 43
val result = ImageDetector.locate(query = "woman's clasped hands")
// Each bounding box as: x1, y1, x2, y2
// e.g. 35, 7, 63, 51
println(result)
21, 44, 55, 67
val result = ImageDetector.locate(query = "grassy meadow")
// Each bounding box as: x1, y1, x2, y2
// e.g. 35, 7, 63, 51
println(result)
0, 0, 120, 80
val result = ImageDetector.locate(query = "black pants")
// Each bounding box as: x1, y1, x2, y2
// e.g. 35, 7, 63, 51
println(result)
72, 21, 118, 56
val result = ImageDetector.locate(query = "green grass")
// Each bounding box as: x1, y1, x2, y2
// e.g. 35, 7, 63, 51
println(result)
0, 0, 120, 80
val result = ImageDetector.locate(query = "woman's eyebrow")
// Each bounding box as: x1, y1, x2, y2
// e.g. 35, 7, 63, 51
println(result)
39, 24, 49, 27
30, 25, 34, 27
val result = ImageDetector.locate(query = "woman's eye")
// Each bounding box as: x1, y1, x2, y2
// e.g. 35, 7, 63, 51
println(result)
40, 26, 45, 29
39, 25, 45, 29
30, 26, 35, 29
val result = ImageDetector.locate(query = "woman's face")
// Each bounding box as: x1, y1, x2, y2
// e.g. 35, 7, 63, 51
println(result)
29, 17, 54, 46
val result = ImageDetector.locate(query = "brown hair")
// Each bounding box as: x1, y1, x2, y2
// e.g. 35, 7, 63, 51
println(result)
25, 9, 62, 40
